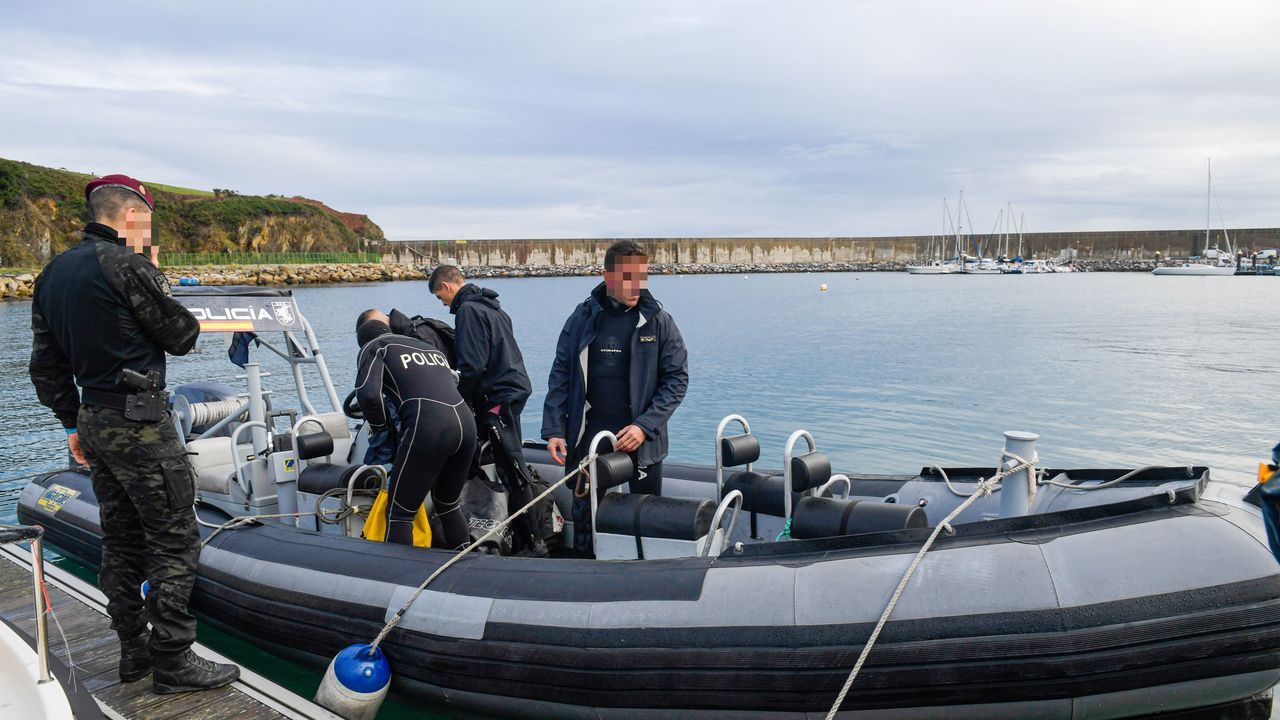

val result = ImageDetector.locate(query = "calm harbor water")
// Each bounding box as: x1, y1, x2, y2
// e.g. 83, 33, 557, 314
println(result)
2, 270, 1279, 715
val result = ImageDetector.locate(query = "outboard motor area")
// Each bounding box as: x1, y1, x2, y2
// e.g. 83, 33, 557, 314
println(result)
590, 431, 742, 560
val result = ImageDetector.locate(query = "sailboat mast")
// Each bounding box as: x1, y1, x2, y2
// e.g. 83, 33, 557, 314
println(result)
1205, 158, 1212, 253
1018, 212, 1025, 257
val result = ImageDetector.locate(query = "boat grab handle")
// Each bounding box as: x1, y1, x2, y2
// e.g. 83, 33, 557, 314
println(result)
782, 429, 817, 530
702, 489, 744, 558
587, 430, 620, 547
231, 421, 268, 496
714, 414, 752, 499
815, 474, 852, 500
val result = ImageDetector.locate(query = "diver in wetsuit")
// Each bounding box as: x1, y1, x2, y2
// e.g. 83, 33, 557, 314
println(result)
354, 317, 477, 548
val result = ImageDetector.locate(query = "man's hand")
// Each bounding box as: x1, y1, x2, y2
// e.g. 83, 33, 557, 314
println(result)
615, 424, 646, 453
67, 431, 88, 468
547, 437, 568, 466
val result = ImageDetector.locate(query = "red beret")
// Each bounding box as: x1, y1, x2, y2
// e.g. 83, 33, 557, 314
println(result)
85, 174, 156, 211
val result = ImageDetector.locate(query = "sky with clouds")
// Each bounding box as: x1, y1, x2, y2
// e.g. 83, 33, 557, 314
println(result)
1, 1, 1277, 239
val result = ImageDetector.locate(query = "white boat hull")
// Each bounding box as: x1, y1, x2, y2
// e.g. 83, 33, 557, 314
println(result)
0, 621, 74, 720
1152, 265, 1236, 276
906, 266, 953, 275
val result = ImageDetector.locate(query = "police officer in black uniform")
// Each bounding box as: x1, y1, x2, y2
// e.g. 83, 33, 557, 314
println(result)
29, 175, 238, 693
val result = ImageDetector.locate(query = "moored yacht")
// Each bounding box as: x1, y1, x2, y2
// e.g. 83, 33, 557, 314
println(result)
1154, 159, 1238, 277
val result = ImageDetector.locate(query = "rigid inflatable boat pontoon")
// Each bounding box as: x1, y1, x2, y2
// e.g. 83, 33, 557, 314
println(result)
17, 288, 1280, 719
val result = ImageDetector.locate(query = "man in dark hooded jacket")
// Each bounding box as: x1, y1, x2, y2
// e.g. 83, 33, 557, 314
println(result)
542, 240, 689, 556
429, 265, 546, 554
429, 266, 532, 432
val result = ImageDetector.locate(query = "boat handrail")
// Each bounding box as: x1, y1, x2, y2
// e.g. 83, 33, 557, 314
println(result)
701, 489, 744, 558
587, 431, 620, 546
782, 429, 817, 534
714, 414, 752, 499
231, 421, 269, 496
0, 523, 51, 683
814, 474, 852, 500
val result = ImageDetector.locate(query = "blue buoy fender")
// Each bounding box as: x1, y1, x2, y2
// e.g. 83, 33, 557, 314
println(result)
315, 644, 391, 720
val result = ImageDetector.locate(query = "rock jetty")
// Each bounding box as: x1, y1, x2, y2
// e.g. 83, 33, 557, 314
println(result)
0, 263, 421, 299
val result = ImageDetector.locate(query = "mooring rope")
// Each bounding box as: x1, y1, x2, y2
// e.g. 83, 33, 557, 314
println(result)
369, 453, 596, 652
824, 454, 1037, 720
197, 511, 313, 547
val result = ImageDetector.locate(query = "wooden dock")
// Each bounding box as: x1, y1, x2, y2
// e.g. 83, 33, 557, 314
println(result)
0, 543, 343, 720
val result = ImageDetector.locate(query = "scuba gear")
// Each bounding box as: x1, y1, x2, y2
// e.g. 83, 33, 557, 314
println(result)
465, 416, 562, 556
389, 309, 457, 367
363, 493, 432, 547
1253, 442, 1280, 565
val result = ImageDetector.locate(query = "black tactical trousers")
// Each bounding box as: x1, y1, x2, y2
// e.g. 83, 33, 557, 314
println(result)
77, 405, 199, 657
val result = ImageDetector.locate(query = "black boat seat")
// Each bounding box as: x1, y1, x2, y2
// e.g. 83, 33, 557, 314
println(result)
720, 433, 761, 467
591, 450, 730, 560
596, 494, 716, 541
295, 431, 334, 461
790, 450, 831, 493
723, 471, 797, 517
791, 496, 928, 539
723, 451, 829, 518
298, 463, 382, 495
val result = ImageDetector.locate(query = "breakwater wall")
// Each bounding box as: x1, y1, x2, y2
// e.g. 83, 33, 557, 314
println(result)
386, 228, 1280, 266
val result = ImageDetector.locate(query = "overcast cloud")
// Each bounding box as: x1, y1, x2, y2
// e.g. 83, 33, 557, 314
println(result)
1, 1, 1277, 239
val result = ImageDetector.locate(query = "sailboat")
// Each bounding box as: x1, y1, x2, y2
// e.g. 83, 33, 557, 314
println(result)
907, 198, 960, 274
1153, 159, 1237, 276
953, 192, 1000, 274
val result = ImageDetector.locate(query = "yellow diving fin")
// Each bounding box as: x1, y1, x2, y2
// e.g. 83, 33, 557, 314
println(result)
1259, 463, 1278, 485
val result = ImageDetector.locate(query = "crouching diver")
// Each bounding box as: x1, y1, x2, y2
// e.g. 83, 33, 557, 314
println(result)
1254, 442, 1280, 565
354, 314, 477, 548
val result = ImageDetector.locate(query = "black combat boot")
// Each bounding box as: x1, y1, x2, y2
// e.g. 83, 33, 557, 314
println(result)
118, 632, 151, 682
152, 649, 240, 694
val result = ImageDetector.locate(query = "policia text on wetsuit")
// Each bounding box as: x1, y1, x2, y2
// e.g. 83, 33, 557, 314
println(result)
28, 175, 239, 694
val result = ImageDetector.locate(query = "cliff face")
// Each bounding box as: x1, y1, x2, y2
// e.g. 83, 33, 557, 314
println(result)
0, 158, 385, 267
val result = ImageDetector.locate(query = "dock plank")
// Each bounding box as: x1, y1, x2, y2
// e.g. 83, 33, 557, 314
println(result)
0, 544, 339, 720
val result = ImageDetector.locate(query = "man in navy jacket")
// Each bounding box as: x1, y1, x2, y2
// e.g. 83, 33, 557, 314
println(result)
542, 240, 689, 555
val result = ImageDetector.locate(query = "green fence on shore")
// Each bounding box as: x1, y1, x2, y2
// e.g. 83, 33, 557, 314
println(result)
160, 252, 384, 266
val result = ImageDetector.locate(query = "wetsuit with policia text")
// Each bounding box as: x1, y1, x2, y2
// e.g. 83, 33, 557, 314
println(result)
354, 325, 477, 548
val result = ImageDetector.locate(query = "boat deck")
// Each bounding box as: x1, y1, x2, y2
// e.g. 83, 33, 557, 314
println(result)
0, 543, 341, 720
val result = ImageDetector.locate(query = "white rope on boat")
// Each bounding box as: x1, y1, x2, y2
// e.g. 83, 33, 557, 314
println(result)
823, 455, 1037, 720
185, 399, 246, 428
369, 453, 596, 652
197, 511, 314, 547
1040, 465, 1163, 490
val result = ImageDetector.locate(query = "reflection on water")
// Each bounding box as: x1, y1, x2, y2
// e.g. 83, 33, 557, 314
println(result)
2, 271, 1278, 716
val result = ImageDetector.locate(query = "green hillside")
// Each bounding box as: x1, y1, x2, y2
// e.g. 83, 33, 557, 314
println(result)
0, 158, 386, 267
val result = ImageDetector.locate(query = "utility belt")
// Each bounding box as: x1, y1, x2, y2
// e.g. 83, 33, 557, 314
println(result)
81, 368, 167, 422
81, 388, 130, 411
